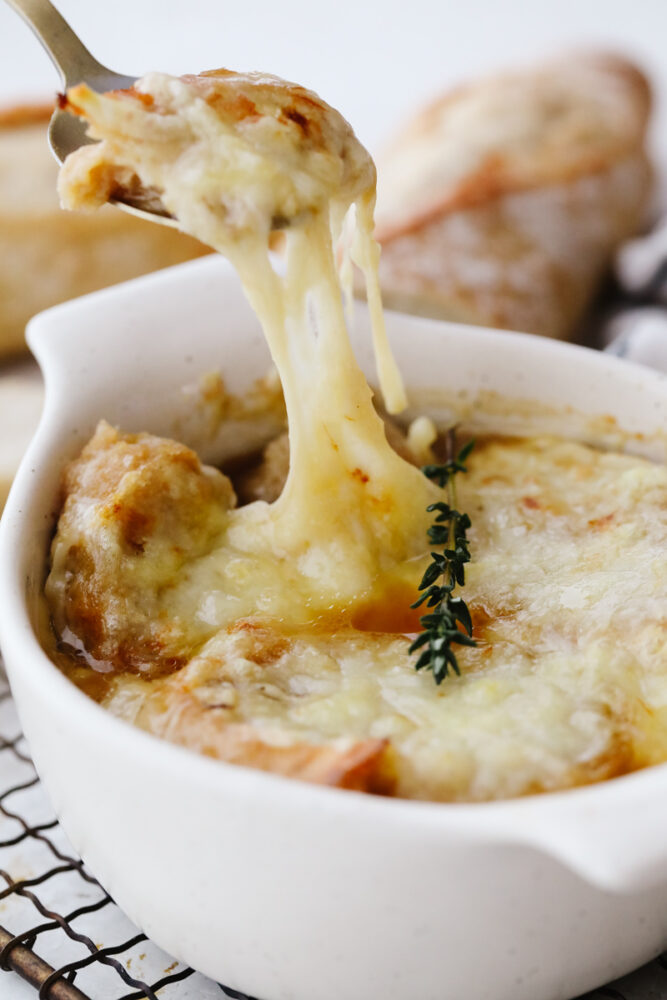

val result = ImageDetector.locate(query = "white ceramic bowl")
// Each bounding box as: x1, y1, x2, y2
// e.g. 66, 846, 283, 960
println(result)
2, 256, 667, 1000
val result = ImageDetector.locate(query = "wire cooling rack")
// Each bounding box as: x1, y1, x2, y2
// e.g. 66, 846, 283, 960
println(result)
0, 664, 258, 1000
1, 660, 667, 1000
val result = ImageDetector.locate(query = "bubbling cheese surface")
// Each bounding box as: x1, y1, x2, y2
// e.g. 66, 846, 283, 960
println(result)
47, 431, 667, 801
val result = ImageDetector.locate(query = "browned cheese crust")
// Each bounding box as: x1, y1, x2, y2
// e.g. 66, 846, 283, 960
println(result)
130, 618, 394, 794
58, 68, 375, 232
46, 427, 667, 802
47, 421, 234, 676
47, 424, 395, 794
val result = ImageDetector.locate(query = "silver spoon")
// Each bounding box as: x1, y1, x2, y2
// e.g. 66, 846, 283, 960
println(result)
4, 0, 177, 225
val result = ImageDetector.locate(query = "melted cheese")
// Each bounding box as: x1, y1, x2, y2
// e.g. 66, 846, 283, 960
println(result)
58, 71, 431, 611
58, 434, 667, 803
47, 69, 667, 802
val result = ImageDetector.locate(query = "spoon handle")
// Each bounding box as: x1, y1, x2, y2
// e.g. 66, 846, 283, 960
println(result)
3, 0, 121, 88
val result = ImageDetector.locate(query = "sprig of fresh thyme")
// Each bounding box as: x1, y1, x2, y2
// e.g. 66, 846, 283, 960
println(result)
409, 432, 476, 683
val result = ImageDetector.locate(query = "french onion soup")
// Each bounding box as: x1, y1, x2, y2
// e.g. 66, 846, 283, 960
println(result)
44, 69, 667, 802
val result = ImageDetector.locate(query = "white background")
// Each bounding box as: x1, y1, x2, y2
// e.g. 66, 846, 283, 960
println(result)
0, 0, 666, 162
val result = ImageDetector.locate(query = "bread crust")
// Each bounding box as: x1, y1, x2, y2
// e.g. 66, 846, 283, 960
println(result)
376, 52, 651, 242
46, 422, 235, 677
135, 680, 394, 793
0, 101, 53, 128
374, 53, 653, 339
0, 100, 209, 359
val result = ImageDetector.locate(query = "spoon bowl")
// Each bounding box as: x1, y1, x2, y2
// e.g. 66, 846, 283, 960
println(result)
4, 0, 180, 225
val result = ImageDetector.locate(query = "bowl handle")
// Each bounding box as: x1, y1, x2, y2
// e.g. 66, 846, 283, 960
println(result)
494, 773, 667, 893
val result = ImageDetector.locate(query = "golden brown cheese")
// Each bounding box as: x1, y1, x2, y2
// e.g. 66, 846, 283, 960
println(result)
48, 433, 667, 801
47, 422, 235, 674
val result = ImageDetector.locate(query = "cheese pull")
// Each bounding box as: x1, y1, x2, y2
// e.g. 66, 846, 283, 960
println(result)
55, 68, 438, 618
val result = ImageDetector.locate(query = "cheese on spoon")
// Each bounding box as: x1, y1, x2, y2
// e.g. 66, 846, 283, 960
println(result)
55, 69, 437, 624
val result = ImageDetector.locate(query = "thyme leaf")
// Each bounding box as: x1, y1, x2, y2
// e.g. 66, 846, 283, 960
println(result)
409, 430, 476, 683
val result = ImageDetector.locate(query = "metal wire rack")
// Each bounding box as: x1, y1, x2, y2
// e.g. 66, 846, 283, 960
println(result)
0, 664, 258, 1000
1, 659, 666, 1000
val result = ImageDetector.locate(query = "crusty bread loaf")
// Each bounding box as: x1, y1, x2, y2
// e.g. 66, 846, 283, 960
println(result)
0, 102, 210, 359
374, 53, 653, 340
